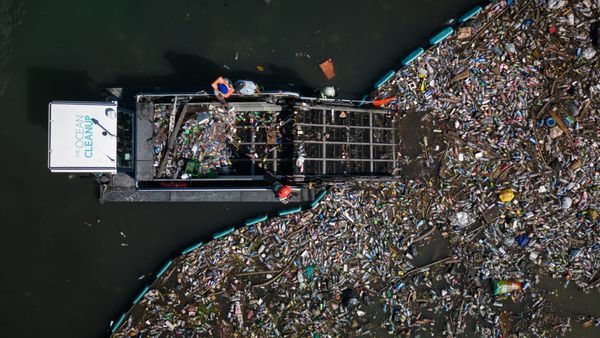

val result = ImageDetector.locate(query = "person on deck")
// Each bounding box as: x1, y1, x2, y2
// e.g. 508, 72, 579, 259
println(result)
212, 77, 234, 99
264, 170, 292, 204
273, 182, 292, 204
235, 80, 260, 96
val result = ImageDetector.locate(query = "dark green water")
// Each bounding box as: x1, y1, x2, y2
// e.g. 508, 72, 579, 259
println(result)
0, 0, 538, 337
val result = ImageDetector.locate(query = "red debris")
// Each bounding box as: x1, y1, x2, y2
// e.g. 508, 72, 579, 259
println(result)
319, 59, 335, 80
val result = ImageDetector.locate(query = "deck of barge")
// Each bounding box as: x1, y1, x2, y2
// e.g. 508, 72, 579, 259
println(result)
100, 92, 397, 202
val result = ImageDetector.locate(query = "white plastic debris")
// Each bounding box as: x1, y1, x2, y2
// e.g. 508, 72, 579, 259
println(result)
561, 196, 573, 210
582, 47, 597, 60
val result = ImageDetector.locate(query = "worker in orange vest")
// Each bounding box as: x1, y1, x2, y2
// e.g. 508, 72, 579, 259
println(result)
211, 77, 234, 99
272, 182, 292, 204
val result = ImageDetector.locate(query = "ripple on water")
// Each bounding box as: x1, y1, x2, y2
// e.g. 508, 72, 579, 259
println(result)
0, 0, 24, 96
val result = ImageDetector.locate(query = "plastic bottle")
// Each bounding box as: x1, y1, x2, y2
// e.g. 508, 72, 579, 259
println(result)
492, 280, 522, 295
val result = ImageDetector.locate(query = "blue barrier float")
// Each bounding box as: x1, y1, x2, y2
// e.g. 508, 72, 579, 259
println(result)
111, 313, 127, 333
357, 95, 368, 107
213, 227, 235, 239
310, 190, 328, 209
181, 241, 203, 255
133, 285, 150, 305
429, 27, 454, 45
401, 47, 425, 66
278, 206, 302, 216
244, 214, 269, 226
374, 70, 396, 89
156, 260, 173, 279
458, 6, 482, 24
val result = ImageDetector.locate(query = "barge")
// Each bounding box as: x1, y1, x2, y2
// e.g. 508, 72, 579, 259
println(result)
48, 90, 401, 202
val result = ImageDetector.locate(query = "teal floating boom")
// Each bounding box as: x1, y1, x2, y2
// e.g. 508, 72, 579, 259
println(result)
459, 6, 482, 23
429, 27, 454, 45
374, 70, 396, 89
357, 95, 368, 107
401, 48, 425, 66
310, 190, 328, 209
244, 215, 269, 226
213, 227, 235, 239
278, 206, 302, 216
133, 286, 150, 304
181, 241, 203, 255
156, 260, 173, 279
111, 313, 127, 333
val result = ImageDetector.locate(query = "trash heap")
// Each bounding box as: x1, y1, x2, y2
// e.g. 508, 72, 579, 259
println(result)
153, 103, 238, 178
374, 0, 600, 294
115, 1, 600, 336
115, 180, 585, 337
152, 102, 287, 178
114, 182, 460, 337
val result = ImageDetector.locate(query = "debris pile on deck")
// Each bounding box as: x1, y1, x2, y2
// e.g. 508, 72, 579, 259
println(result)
149, 98, 397, 180
152, 102, 285, 179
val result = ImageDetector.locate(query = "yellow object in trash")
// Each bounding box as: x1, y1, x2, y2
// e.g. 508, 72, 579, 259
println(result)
499, 188, 515, 202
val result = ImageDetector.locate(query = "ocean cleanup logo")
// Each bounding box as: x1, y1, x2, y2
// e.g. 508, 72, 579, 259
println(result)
74, 115, 93, 159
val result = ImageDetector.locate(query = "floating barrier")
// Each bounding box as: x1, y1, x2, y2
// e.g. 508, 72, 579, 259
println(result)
133, 285, 150, 305
181, 241, 203, 255
374, 70, 396, 89
458, 6, 482, 24
244, 214, 269, 226
213, 227, 235, 239
310, 190, 328, 209
401, 47, 425, 66
111, 313, 127, 333
278, 206, 302, 216
357, 95, 368, 107
429, 27, 454, 45
156, 260, 173, 279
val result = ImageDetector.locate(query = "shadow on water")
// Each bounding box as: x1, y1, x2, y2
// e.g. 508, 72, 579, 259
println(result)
27, 51, 314, 128
112, 51, 314, 94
